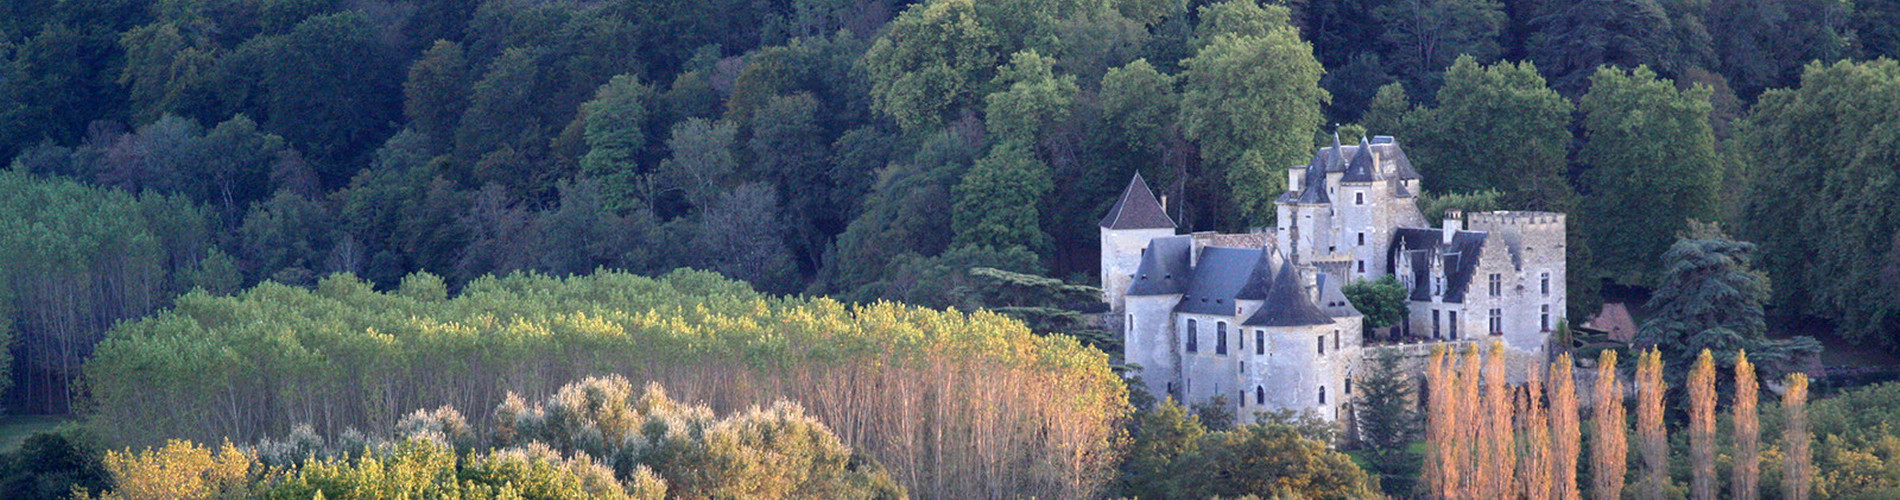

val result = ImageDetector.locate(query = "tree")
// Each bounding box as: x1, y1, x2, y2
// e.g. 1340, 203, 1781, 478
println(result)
1709, 0, 1851, 99
982, 50, 1077, 145
1635, 222, 1821, 378
1526, 0, 1675, 95
693, 183, 800, 293
1783, 373, 1812, 500
1099, 59, 1179, 155
1551, 353, 1581, 500
1179, 0, 1328, 227
1169, 423, 1378, 500
1355, 349, 1420, 496
859, 0, 1004, 131
1401, 56, 1572, 210
952, 142, 1053, 253
1118, 398, 1205, 499
1373, 0, 1507, 87
578, 74, 655, 213
1592, 349, 1627, 500
1342, 275, 1408, 334
240, 11, 406, 181
657, 118, 739, 210
1634, 349, 1673, 497
1578, 66, 1721, 288
1417, 189, 1502, 226
1732, 351, 1760, 500
1358, 83, 1410, 137
1739, 59, 1900, 352
1688, 349, 1716, 500
117, 23, 218, 124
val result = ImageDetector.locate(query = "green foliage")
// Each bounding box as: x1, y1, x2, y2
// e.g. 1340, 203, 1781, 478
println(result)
1373, 0, 1506, 84
657, 118, 738, 210
1179, 0, 1328, 227
860, 0, 1004, 131
1100, 59, 1179, 153
1416, 189, 1502, 226
1578, 65, 1721, 288
85, 270, 1128, 498
1525, 0, 1677, 96
953, 142, 1053, 253
0, 428, 110, 500
1740, 59, 1900, 352
1401, 56, 1573, 211
1118, 398, 1206, 499
1804, 382, 1900, 498
1354, 350, 1420, 496
1124, 405, 1377, 500
1342, 275, 1409, 330
578, 74, 654, 212
1636, 222, 1820, 380
982, 50, 1078, 144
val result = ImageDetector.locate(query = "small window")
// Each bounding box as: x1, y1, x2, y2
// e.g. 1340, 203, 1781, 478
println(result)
1489, 273, 1502, 297
1256, 331, 1265, 355
1489, 308, 1503, 335
1240, 390, 1247, 406
1346, 378, 1353, 395
1186, 319, 1199, 353
1317, 335, 1326, 355
1355, 192, 1364, 205
1449, 311, 1460, 340
1319, 385, 1328, 405
1256, 386, 1265, 405
1432, 310, 1442, 338
1357, 232, 1366, 246
1358, 260, 1366, 273
1541, 304, 1551, 331
1216, 322, 1229, 355
1334, 330, 1341, 350
1541, 272, 1551, 296
1240, 361, 1246, 373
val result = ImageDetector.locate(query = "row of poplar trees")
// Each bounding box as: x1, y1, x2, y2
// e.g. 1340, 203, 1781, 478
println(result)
1426, 344, 1811, 500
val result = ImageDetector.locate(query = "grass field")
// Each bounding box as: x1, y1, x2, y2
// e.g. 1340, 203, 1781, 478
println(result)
0, 414, 72, 453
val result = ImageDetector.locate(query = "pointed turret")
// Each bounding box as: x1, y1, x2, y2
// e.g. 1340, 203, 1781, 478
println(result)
1244, 253, 1334, 327
1100, 173, 1176, 229
1342, 136, 1378, 182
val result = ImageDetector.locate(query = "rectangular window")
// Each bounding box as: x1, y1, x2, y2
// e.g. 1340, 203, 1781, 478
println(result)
1186, 319, 1198, 353
1357, 232, 1366, 246
1357, 260, 1366, 273
1240, 361, 1246, 373
1334, 330, 1341, 350
1318, 335, 1326, 355
1432, 310, 1441, 338
1541, 272, 1551, 296
1489, 308, 1503, 335
1355, 192, 1365, 205
1541, 305, 1551, 331
1256, 331, 1265, 355
1489, 273, 1502, 297
1449, 311, 1459, 340
1216, 322, 1229, 355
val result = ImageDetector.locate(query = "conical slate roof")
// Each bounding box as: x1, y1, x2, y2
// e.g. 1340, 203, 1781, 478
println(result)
1243, 253, 1334, 327
1341, 137, 1378, 183
1100, 173, 1176, 229
1235, 247, 1286, 300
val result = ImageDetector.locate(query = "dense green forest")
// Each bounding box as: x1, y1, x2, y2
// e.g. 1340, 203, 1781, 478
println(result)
2, 0, 1900, 460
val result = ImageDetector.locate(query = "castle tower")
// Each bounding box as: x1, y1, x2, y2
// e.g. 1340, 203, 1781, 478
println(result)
1100, 174, 1177, 318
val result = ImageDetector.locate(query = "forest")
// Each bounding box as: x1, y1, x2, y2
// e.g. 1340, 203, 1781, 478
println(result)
1, 0, 1900, 496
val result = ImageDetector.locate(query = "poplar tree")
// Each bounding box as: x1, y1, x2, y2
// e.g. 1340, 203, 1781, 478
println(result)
1482, 344, 1516, 497
1732, 351, 1760, 500
1783, 373, 1811, 500
1426, 346, 1459, 499
1635, 349, 1669, 498
1551, 353, 1581, 500
1592, 350, 1627, 500
1519, 365, 1554, 500
1458, 346, 1484, 497
1688, 350, 1716, 500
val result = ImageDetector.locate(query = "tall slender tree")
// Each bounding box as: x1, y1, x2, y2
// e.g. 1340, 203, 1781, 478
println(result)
1732, 351, 1760, 500
1551, 353, 1581, 500
1688, 350, 1716, 500
1519, 364, 1554, 500
1592, 349, 1627, 500
1482, 343, 1516, 497
1783, 373, 1811, 500
1635, 348, 1669, 498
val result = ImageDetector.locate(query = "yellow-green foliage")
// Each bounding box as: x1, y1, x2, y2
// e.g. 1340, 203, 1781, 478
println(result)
89, 440, 257, 500
84, 269, 1127, 498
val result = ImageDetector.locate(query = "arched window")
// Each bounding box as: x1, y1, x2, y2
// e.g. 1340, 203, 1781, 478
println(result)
1319, 385, 1328, 405
1216, 322, 1229, 354
1186, 319, 1198, 352
1256, 386, 1265, 405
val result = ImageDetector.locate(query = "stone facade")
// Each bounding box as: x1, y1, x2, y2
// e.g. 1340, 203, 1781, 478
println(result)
1101, 136, 1566, 426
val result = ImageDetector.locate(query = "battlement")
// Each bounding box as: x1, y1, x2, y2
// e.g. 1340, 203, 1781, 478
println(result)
1466, 211, 1565, 230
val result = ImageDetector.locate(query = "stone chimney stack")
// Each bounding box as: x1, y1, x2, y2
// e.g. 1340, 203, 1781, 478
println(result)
1443, 209, 1463, 244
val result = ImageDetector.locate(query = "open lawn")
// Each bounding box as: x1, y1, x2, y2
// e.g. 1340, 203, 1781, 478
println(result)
0, 415, 72, 454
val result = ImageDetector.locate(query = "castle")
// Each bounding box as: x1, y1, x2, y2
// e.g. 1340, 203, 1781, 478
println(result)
1100, 135, 1566, 425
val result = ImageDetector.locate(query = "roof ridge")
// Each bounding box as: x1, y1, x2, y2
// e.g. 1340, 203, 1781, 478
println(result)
1100, 173, 1177, 230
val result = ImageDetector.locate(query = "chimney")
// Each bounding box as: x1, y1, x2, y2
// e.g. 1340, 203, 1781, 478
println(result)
1442, 209, 1463, 244
1160, 195, 1169, 214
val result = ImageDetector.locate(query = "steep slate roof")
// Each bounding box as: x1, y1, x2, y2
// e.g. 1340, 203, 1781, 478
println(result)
1127, 236, 1192, 296
1235, 247, 1285, 300
1100, 174, 1176, 229
1341, 139, 1378, 183
1388, 228, 1489, 303
1176, 246, 1263, 315
1244, 255, 1334, 327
